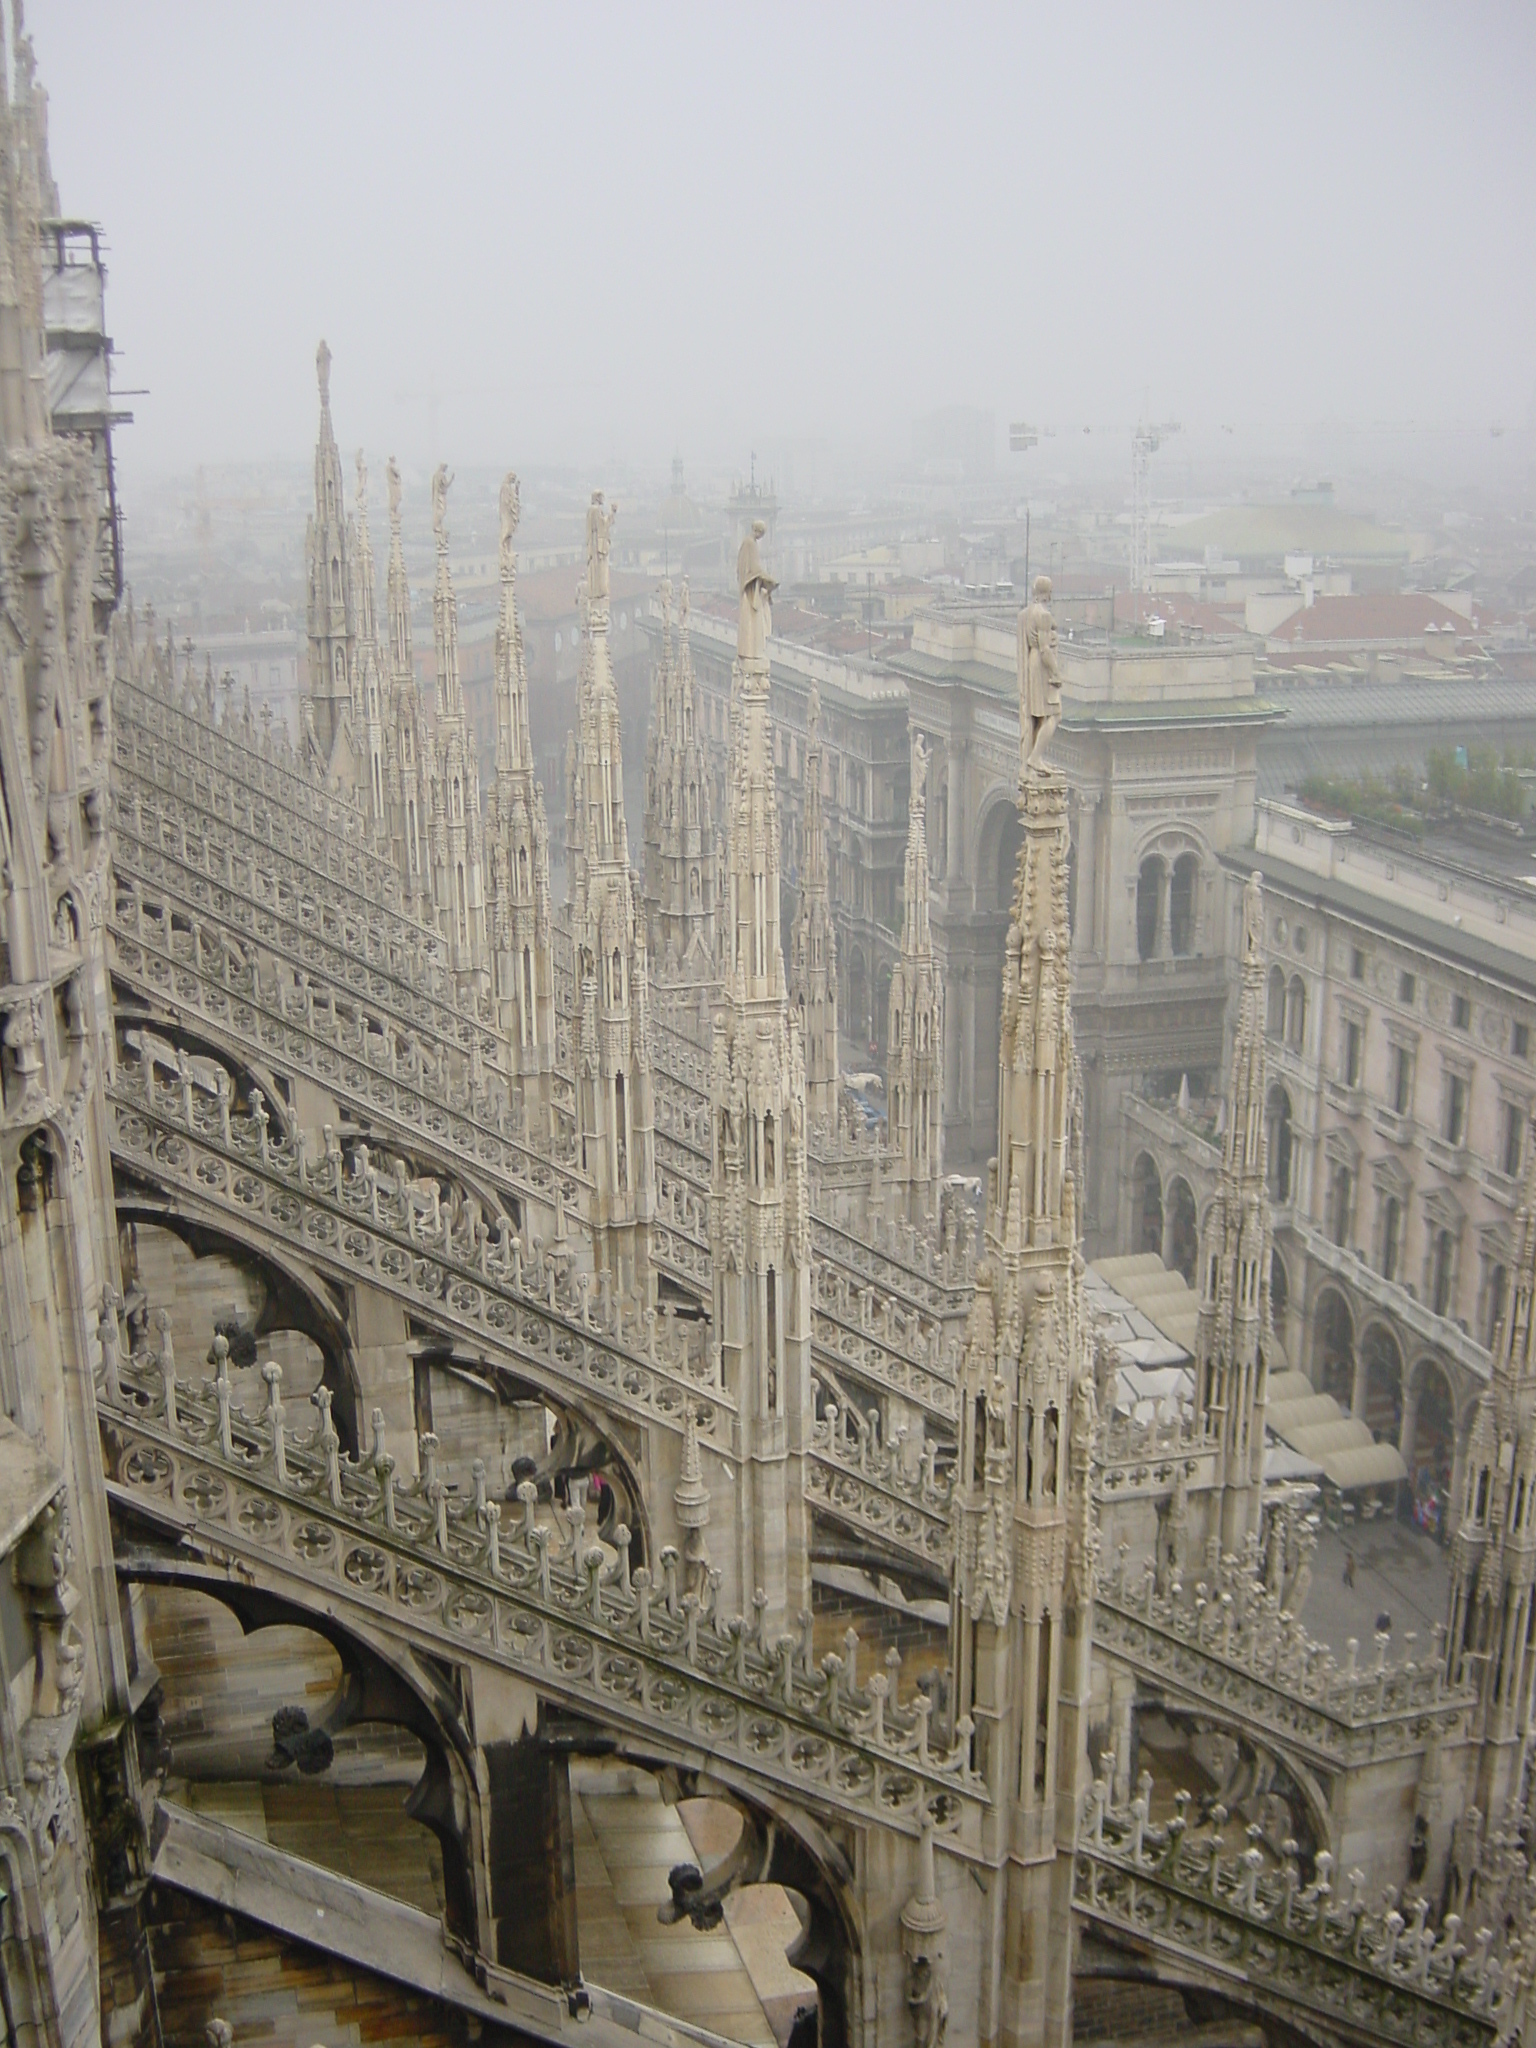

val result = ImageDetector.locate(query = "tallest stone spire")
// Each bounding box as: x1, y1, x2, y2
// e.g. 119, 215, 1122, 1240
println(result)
946, 579, 1093, 2048
302, 339, 356, 767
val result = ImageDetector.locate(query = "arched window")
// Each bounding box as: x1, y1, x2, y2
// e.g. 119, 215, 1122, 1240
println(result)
1381, 1196, 1403, 1280
1136, 856, 1164, 962
1485, 1262, 1509, 1349
1431, 1228, 1456, 1318
1329, 1162, 1354, 1247
1169, 853, 1198, 956
1267, 966, 1285, 1039
1269, 1249, 1289, 1329
1286, 975, 1307, 1052
1265, 1084, 1293, 1204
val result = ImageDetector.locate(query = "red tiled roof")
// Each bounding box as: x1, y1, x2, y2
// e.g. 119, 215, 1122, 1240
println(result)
1270, 594, 1471, 645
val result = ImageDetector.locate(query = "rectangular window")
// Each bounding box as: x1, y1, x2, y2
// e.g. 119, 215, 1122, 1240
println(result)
1399, 971, 1416, 1005
1453, 993, 1471, 1032
1390, 1044, 1414, 1116
1343, 1019, 1363, 1087
1516, 1022, 1531, 1061
1504, 1101, 1527, 1179
1444, 1073, 1468, 1148
1350, 947, 1366, 981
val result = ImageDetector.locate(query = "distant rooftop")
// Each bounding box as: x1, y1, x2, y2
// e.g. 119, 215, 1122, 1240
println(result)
1163, 502, 1417, 564
1267, 592, 1478, 648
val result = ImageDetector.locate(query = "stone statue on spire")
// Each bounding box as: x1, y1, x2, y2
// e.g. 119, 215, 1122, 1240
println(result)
499, 472, 521, 575
432, 463, 452, 552
1020, 574, 1062, 773
586, 491, 616, 605
316, 337, 332, 404
1242, 866, 1264, 965
737, 519, 776, 663
387, 455, 402, 523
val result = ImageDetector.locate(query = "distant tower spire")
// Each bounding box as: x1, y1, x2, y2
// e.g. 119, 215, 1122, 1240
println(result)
789, 683, 839, 1131
302, 339, 356, 767
426, 464, 487, 986
568, 492, 656, 1299
886, 730, 944, 1222
485, 471, 556, 1121
351, 450, 386, 824
642, 576, 716, 980
379, 456, 431, 909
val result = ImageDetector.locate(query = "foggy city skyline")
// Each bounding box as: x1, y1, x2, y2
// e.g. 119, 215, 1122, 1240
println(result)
33, 1, 1536, 501
9, 8, 1536, 2048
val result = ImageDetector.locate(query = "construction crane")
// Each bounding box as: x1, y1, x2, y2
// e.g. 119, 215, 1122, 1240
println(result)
1130, 417, 1180, 593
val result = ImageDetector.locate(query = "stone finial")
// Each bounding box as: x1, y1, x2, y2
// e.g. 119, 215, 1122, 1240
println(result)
315, 339, 331, 404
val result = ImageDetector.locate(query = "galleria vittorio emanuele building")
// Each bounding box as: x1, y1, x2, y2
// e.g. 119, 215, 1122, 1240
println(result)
5, 22, 1536, 2048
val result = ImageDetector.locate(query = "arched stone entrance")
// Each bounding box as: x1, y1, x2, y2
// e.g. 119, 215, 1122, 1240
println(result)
1358, 1322, 1403, 1443
1165, 1177, 1198, 1284
1312, 1288, 1354, 1409
1131, 1152, 1163, 1257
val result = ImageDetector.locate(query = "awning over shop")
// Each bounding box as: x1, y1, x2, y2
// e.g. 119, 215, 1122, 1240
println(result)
1266, 1369, 1407, 1491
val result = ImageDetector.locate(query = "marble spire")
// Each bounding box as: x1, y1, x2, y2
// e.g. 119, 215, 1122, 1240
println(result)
567, 492, 655, 1299
302, 340, 356, 768
351, 451, 387, 825
708, 518, 811, 1629
484, 472, 555, 1118
1194, 869, 1274, 1549
886, 730, 944, 1223
642, 577, 716, 980
789, 683, 839, 1133
426, 464, 487, 985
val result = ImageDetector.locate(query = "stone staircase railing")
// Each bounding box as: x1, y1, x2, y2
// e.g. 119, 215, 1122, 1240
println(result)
808, 1391, 954, 1574
109, 1057, 731, 1450
97, 1309, 987, 1843
109, 885, 586, 1201
115, 674, 426, 940
1075, 1767, 1522, 2048
811, 1215, 974, 1320
1094, 1542, 1475, 1770
113, 767, 500, 1063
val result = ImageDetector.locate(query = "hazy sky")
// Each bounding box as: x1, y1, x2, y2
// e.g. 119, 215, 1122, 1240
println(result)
31, 2, 1536, 486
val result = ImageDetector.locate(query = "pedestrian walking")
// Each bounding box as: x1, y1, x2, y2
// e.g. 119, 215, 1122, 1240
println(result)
1343, 1551, 1355, 1589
